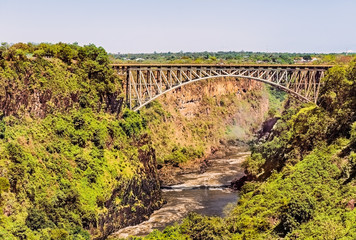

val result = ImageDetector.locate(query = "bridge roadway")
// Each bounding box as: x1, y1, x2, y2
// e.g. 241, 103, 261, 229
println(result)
111, 64, 333, 111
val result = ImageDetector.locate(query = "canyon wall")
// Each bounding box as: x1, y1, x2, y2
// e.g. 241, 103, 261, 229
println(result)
143, 77, 271, 164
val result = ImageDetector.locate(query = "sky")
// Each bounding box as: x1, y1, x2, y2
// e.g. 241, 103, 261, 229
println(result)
0, 0, 355, 54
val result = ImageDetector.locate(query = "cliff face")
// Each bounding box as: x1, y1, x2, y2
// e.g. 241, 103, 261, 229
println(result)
95, 135, 163, 239
0, 43, 163, 239
143, 77, 271, 163
0, 107, 163, 240
162, 77, 269, 139
139, 77, 273, 185
0, 85, 123, 118
162, 77, 268, 122
0, 44, 124, 119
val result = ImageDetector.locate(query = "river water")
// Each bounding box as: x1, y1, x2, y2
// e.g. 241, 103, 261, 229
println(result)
111, 149, 249, 239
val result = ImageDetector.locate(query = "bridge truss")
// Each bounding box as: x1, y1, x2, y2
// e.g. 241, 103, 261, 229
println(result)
112, 64, 331, 111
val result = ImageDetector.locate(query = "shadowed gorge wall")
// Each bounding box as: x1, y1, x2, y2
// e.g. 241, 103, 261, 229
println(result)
0, 43, 164, 239
141, 77, 274, 167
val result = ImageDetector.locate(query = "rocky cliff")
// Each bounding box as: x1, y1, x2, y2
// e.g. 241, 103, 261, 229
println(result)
94, 135, 164, 239
0, 43, 161, 239
140, 77, 273, 185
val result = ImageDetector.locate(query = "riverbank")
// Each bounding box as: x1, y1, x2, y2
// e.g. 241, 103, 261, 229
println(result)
158, 139, 250, 186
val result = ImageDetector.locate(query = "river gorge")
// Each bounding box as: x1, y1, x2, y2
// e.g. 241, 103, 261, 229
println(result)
111, 144, 249, 238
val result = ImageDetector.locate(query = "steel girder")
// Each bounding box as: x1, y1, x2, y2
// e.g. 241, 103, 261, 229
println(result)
113, 65, 330, 111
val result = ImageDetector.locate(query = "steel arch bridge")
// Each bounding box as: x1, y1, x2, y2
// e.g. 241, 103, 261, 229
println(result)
112, 64, 332, 111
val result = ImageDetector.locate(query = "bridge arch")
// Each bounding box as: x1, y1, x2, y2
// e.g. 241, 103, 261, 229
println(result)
112, 64, 331, 111
135, 74, 310, 111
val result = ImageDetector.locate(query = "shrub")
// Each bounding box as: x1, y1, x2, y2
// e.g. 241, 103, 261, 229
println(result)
0, 177, 9, 193
0, 120, 5, 139
26, 208, 54, 231
279, 195, 316, 234
119, 109, 146, 137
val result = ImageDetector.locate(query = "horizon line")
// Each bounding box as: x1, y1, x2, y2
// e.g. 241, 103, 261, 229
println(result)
1, 41, 354, 55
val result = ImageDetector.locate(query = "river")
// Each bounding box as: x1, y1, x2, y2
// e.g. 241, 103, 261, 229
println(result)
111, 147, 249, 239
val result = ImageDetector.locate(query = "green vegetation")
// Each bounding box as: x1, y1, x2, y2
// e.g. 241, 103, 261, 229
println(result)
3, 41, 354, 240
0, 43, 158, 239
0, 42, 123, 117
267, 86, 286, 117
0, 107, 155, 239
142, 59, 356, 239
0, 43, 274, 239
111, 51, 355, 65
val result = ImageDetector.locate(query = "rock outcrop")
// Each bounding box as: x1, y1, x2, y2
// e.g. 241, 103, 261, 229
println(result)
94, 135, 164, 239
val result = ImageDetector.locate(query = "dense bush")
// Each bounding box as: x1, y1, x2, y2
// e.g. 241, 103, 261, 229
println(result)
0, 43, 150, 239
0, 107, 150, 239
0, 42, 123, 117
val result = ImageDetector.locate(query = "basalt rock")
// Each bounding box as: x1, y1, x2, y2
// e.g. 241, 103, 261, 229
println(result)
93, 135, 164, 239
231, 174, 254, 190
0, 87, 124, 118
257, 117, 280, 139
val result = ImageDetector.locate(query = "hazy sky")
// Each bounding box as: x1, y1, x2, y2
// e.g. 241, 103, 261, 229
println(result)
1, 0, 355, 53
